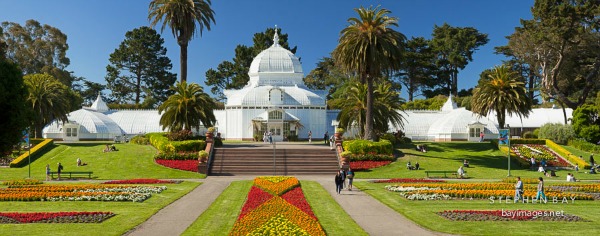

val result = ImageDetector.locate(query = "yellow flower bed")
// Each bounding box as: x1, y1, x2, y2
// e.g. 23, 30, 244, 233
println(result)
10, 139, 53, 168
546, 139, 590, 169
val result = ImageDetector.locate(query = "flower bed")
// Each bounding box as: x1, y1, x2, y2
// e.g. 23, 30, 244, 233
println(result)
155, 159, 198, 172
350, 161, 392, 171
102, 179, 180, 184
0, 212, 114, 224
374, 178, 445, 183
2, 179, 43, 186
0, 184, 166, 202
438, 210, 585, 221
385, 183, 595, 200
230, 176, 325, 236
512, 144, 570, 167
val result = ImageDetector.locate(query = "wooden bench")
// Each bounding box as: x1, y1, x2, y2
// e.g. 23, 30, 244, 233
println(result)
425, 170, 466, 178
50, 171, 93, 179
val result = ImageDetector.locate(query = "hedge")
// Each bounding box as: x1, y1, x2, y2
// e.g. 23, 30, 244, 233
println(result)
546, 140, 591, 169
10, 139, 54, 168
568, 139, 600, 154
342, 139, 393, 155
511, 139, 546, 145
154, 152, 199, 160
146, 132, 206, 153
346, 153, 395, 161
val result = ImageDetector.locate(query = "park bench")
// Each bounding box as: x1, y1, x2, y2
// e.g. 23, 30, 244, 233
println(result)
425, 170, 466, 178
50, 171, 93, 179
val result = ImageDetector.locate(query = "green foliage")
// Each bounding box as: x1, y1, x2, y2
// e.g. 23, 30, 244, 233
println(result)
158, 82, 216, 131
304, 57, 350, 99
511, 139, 546, 145
214, 137, 223, 147
342, 139, 393, 155
347, 153, 395, 161
166, 129, 193, 141
471, 65, 531, 129
147, 132, 205, 153
568, 139, 600, 155
402, 95, 447, 110
379, 133, 396, 145
130, 135, 150, 145
105, 26, 176, 105
572, 104, 600, 143
395, 37, 437, 102
9, 139, 54, 168
171, 140, 206, 152
521, 131, 537, 139
155, 152, 199, 160
0, 58, 30, 154
286, 135, 298, 142
537, 123, 575, 144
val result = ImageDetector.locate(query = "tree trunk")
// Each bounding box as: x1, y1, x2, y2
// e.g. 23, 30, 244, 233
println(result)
135, 73, 141, 105
365, 76, 374, 141
408, 76, 414, 101
452, 69, 458, 97
528, 68, 535, 103
180, 42, 188, 83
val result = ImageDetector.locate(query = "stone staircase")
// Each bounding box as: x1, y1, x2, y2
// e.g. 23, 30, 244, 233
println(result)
208, 147, 339, 175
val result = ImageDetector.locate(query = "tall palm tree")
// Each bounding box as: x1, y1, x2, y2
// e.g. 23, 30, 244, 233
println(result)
332, 6, 405, 140
148, 0, 215, 83
158, 82, 216, 131
471, 65, 531, 129
331, 81, 405, 138
24, 74, 71, 138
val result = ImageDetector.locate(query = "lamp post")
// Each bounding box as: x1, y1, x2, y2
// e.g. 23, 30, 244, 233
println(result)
507, 124, 511, 177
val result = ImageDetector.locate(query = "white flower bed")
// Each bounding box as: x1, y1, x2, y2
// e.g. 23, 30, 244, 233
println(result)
385, 185, 440, 192
400, 193, 451, 200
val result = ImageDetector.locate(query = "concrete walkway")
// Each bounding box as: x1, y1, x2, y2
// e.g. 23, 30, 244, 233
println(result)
125, 176, 449, 236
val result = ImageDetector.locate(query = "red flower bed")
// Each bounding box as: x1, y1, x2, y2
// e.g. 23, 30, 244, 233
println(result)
155, 160, 198, 172
374, 178, 446, 183
281, 187, 317, 219
102, 179, 179, 184
238, 186, 274, 220
350, 161, 392, 171
438, 210, 585, 221
0, 212, 114, 223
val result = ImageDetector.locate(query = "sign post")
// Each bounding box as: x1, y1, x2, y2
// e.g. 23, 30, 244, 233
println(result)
498, 127, 511, 176
22, 130, 30, 178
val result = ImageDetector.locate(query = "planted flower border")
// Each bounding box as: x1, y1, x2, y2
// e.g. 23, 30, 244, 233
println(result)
350, 161, 392, 171
0, 184, 166, 202
374, 178, 446, 183
230, 176, 325, 236
438, 210, 586, 221
155, 159, 198, 172
0, 212, 115, 224
102, 179, 180, 184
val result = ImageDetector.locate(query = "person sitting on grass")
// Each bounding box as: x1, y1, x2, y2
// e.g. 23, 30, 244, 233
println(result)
463, 159, 469, 168
110, 144, 118, 151
457, 166, 465, 178
103, 144, 111, 152
407, 161, 415, 170
415, 162, 420, 170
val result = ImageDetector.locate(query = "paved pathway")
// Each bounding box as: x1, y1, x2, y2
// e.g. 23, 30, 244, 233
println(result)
125, 175, 449, 236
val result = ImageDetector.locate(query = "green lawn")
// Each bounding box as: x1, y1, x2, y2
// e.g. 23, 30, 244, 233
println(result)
0, 181, 200, 236
354, 181, 600, 235
355, 142, 600, 180
0, 142, 204, 181
182, 180, 367, 236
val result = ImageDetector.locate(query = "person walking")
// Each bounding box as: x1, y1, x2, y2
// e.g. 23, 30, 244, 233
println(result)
57, 162, 63, 181
346, 168, 355, 191
45, 164, 51, 181
536, 177, 547, 202
308, 130, 312, 143
590, 154, 595, 166
514, 176, 523, 203
334, 170, 344, 194
479, 131, 484, 142
268, 131, 273, 144
324, 131, 329, 144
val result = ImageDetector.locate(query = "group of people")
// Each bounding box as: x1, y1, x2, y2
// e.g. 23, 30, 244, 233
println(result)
45, 162, 63, 181
334, 168, 354, 194
406, 161, 420, 170
514, 176, 547, 202
415, 144, 427, 153
103, 144, 118, 152
263, 131, 273, 143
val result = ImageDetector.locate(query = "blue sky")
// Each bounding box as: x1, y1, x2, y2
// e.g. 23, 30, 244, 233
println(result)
1, 0, 534, 99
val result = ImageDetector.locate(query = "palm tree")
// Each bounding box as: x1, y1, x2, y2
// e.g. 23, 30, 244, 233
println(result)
148, 0, 216, 83
158, 82, 216, 131
471, 65, 531, 129
24, 74, 71, 138
331, 81, 405, 138
332, 6, 405, 140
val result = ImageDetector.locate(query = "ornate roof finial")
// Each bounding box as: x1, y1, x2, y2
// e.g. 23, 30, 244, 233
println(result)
273, 25, 280, 47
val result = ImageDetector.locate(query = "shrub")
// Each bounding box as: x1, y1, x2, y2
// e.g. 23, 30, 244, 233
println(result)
522, 131, 537, 139
379, 133, 397, 145
342, 139, 393, 155
147, 133, 206, 153
399, 137, 412, 144
171, 140, 206, 152
335, 127, 345, 134
214, 137, 223, 147
286, 134, 298, 141
10, 139, 54, 168
130, 135, 149, 145
154, 152, 199, 160
166, 130, 193, 141
511, 139, 546, 145
568, 139, 600, 154
207, 127, 216, 133
347, 153, 395, 161
538, 123, 575, 144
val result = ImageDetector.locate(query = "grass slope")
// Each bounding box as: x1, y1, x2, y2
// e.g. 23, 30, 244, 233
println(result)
0, 142, 204, 180
0, 181, 200, 236
354, 181, 600, 236
356, 142, 600, 180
